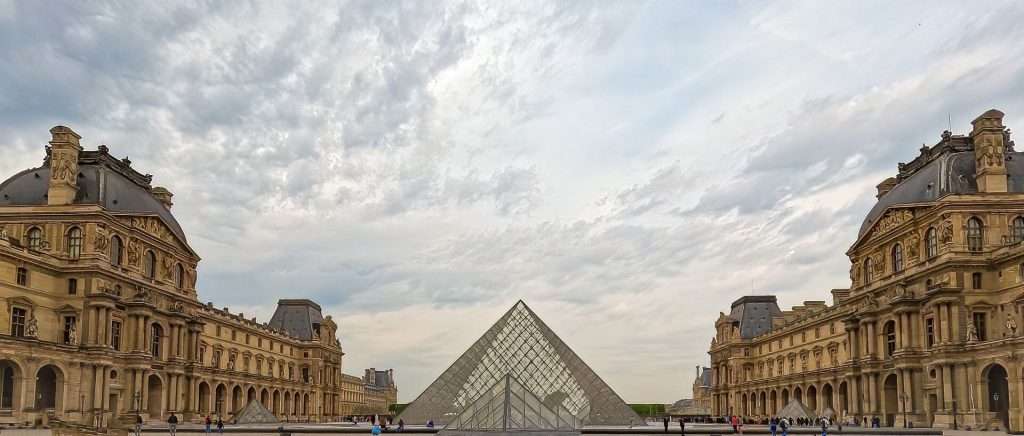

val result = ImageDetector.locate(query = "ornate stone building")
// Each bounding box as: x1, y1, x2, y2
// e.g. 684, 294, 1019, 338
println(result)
0, 127, 396, 427
709, 109, 1024, 431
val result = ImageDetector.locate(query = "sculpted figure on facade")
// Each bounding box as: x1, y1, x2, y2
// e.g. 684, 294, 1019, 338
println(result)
940, 216, 954, 244
0, 225, 8, 241
67, 323, 77, 345
50, 151, 77, 184
94, 226, 108, 252
126, 238, 140, 265
25, 315, 38, 338
161, 255, 174, 279
906, 232, 920, 259
967, 321, 979, 342
1007, 313, 1018, 337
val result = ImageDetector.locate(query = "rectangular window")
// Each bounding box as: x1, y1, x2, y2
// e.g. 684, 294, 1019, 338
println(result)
972, 272, 983, 289
973, 312, 987, 341
10, 308, 26, 337
67, 278, 77, 295
199, 346, 206, 364
925, 318, 934, 348
63, 316, 76, 344
231, 330, 236, 341
16, 268, 27, 286
258, 338, 263, 348
111, 320, 122, 350
246, 334, 250, 345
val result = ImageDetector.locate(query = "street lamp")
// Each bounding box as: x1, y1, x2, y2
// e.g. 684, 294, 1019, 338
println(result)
899, 394, 909, 428
952, 400, 958, 430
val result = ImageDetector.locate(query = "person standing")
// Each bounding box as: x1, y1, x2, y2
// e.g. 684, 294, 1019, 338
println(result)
167, 413, 178, 436
820, 417, 828, 436
769, 417, 777, 436
678, 418, 685, 436
730, 415, 738, 433
135, 414, 144, 436
779, 417, 788, 436
663, 416, 670, 433
204, 415, 212, 434
371, 422, 382, 436
216, 417, 224, 434
398, 418, 405, 432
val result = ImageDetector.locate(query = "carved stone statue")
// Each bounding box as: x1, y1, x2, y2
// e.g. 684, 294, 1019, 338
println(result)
227, 355, 236, 370
133, 287, 150, 302
894, 283, 907, 297
967, 321, 979, 342
1007, 313, 1018, 337
850, 263, 860, 285
906, 233, 920, 259
940, 217, 954, 245
94, 228, 108, 252
126, 238, 140, 265
0, 226, 8, 241
26, 316, 38, 338
161, 256, 174, 279
67, 323, 78, 345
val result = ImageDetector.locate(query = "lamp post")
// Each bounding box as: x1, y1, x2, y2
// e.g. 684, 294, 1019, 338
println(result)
952, 400, 958, 430
899, 393, 909, 428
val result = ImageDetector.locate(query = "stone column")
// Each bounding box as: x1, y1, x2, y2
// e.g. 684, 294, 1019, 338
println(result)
851, 375, 861, 415
951, 304, 960, 343
866, 322, 877, 356
88, 307, 99, 345
92, 365, 105, 411
141, 371, 150, 412
1009, 361, 1021, 432
943, 364, 955, 411
868, 373, 878, 414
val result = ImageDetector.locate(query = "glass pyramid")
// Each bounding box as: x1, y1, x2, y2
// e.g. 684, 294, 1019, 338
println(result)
399, 301, 642, 426
443, 373, 578, 433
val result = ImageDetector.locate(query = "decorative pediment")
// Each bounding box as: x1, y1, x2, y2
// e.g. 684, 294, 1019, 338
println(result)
6, 296, 35, 309
117, 215, 192, 254
55, 304, 79, 314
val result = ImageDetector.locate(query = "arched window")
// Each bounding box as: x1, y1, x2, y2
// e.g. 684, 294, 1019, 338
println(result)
892, 243, 903, 273
150, 324, 162, 358
967, 217, 984, 252
26, 227, 42, 251
66, 227, 82, 259
884, 321, 897, 356
174, 264, 184, 289
926, 227, 938, 258
863, 258, 874, 284
110, 236, 123, 266
144, 251, 156, 279
1013, 217, 1024, 243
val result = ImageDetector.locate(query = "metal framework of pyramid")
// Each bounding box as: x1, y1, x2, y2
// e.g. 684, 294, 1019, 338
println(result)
399, 301, 642, 426
442, 373, 579, 435
233, 399, 279, 424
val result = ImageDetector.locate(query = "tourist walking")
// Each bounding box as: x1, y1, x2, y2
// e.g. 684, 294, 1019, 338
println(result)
820, 417, 828, 436
371, 422, 382, 436
167, 413, 178, 436
135, 414, 143, 436
398, 418, 405, 432
216, 417, 224, 434
780, 418, 789, 436
769, 417, 777, 436
730, 415, 738, 433
679, 418, 685, 436
204, 415, 212, 434
663, 416, 669, 433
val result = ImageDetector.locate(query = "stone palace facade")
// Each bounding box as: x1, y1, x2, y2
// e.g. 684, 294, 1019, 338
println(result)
709, 109, 1024, 431
0, 127, 396, 428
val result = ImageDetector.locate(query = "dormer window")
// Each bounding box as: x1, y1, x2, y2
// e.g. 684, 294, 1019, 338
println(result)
1013, 217, 1024, 243
926, 227, 938, 258
891, 243, 903, 273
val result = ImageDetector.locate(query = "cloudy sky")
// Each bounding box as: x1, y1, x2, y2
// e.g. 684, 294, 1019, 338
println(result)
3, 1, 1024, 403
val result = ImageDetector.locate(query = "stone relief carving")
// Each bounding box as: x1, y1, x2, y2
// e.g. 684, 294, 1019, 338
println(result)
906, 232, 920, 259
67, 323, 77, 345
871, 253, 884, 273
978, 136, 1005, 168
850, 262, 860, 285
126, 238, 140, 265
161, 255, 175, 279
0, 226, 8, 241
131, 216, 175, 244
873, 209, 914, 238
93, 226, 108, 252
940, 215, 954, 245
50, 151, 77, 184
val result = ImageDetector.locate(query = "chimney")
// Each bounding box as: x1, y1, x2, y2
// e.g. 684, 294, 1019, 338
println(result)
47, 126, 83, 205
152, 187, 174, 209
971, 109, 1009, 193
875, 177, 897, 198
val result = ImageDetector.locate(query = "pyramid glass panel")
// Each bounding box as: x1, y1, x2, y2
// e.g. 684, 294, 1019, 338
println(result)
399, 301, 642, 426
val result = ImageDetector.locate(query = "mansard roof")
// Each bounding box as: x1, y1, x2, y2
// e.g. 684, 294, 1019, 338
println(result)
0, 147, 189, 246
858, 130, 1022, 239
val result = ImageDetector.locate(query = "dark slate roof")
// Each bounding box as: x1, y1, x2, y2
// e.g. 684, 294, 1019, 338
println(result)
268, 299, 325, 341
859, 148, 1024, 238
0, 150, 189, 245
371, 369, 393, 388
728, 296, 782, 339
700, 367, 712, 387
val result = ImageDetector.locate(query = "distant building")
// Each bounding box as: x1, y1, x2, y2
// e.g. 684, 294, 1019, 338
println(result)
709, 109, 1024, 431
668, 366, 712, 417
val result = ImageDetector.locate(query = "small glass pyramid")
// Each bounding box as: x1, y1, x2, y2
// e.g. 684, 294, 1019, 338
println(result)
444, 373, 578, 433
399, 301, 641, 426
